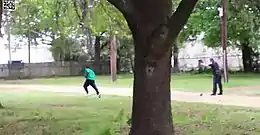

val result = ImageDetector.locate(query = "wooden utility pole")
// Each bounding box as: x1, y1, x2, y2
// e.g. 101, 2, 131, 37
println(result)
7, 13, 12, 69
27, 10, 31, 63
26, 5, 31, 78
28, 30, 31, 63
110, 35, 117, 82
221, 0, 229, 83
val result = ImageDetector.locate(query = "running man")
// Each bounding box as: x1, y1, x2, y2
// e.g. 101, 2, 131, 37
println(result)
208, 58, 223, 96
83, 64, 101, 98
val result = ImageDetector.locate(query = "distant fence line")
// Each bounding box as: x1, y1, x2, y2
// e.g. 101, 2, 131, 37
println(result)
0, 55, 245, 79
0, 61, 110, 79
174, 55, 243, 71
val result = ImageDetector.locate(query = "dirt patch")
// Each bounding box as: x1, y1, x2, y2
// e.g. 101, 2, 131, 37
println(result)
225, 85, 260, 96
2, 84, 260, 108
0, 88, 35, 93
44, 104, 79, 108
0, 80, 29, 84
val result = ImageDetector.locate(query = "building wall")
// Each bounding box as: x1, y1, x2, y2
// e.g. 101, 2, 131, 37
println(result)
172, 40, 243, 71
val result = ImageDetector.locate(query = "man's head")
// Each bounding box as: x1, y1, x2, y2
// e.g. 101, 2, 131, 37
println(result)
85, 64, 90, 68
210, 58, 214, 63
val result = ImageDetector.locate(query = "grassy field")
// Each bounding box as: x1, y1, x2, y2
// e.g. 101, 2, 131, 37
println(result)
2, 73, 260, 92
0, 91, 260, 135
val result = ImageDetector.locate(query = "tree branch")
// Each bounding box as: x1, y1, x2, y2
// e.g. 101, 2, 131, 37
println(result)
146, 0, 198, 61
72, 0, 82, 21
55, 0, 62, 33
166, 0, 198, 44
100, 31, 107, 36
100, 40, 109, 50
107, 0, 133, 15
81, 0, 88, 22
106, 0, 138, 35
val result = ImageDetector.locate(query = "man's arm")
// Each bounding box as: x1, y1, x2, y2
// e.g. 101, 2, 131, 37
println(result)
85, 69, 89, 78
214, 62, 221, 75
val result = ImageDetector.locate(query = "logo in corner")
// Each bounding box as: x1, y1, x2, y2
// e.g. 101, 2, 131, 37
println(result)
3, 0, 16, 11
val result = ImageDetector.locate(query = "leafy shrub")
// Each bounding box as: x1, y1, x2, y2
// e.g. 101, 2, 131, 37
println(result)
99, 109, 127, 135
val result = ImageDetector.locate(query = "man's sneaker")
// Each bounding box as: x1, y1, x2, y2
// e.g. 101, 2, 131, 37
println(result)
210, 93, 216, 96
218, 93, 223, 95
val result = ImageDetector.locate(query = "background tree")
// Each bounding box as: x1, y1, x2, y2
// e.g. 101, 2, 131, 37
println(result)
11, 0, 134, 73
172, 27, 195, 72
50, 37, 86, 61
11, 0, 78, 44
172, 0, 198, 73
91, 0, 133, 73
107, 0, 198, 134
188, 0, 260, 72
88, 0, 131, 72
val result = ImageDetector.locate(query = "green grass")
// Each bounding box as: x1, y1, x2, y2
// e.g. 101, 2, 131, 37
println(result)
0, 91, 260, 135
2, 73, 260, 92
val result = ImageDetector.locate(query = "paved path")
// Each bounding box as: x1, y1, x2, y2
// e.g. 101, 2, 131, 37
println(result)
1, 84, 260, 108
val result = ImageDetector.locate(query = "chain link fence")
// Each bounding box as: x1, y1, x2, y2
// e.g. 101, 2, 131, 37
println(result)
175, 55, 243, 71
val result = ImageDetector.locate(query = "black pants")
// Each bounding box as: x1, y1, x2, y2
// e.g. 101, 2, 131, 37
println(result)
212, 75, 223, 94
83, 79, 99, 95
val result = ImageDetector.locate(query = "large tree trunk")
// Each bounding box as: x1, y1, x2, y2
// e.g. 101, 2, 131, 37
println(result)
131, 47, 173, 134
241, 41, 253, 72
107, 0, 198, 135
128, 2, 174, 134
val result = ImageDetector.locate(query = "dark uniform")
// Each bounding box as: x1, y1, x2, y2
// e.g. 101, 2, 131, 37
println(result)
209, 59, 223, 95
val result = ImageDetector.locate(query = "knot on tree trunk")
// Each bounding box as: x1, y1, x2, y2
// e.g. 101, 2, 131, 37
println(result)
144, 23, 170, 77
144, 58, 157, 77
147, 23, 170, 60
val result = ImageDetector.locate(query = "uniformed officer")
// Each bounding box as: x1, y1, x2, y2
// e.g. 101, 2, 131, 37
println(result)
208, 58, 223, 95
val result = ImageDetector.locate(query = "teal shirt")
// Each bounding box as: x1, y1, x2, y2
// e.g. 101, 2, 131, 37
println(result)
85, 68, 96, 80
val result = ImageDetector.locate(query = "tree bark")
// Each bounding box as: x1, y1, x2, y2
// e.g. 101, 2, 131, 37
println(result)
107, 0, 198, 135
94, 31, 107, 74
131, 47, 173, 134
241, 42, 253, 72
172, 44, 179, 73
94, 35, 101, 73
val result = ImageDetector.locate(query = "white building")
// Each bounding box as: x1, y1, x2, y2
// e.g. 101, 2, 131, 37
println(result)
0, 33, 243, 70
0, 34, 53, 64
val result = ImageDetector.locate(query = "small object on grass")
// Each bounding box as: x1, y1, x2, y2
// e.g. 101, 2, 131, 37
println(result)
200, 93, 203, 96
